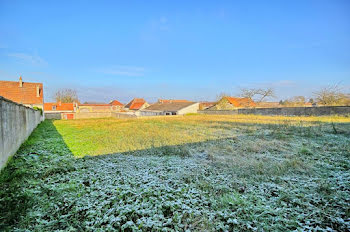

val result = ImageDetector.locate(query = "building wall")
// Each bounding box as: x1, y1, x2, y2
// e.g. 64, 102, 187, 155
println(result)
0, 96, 42, 170
77, 105, 109, 112
140, 103, 150, 110
199, 106, 350, 116
75, 112, 113, 119
177, 103, 200, 115
77, 105, 123, 113
45, 113, 62, 119
113, 112, 138, 118
211, 98, 235, 110
139, 111, 163, 116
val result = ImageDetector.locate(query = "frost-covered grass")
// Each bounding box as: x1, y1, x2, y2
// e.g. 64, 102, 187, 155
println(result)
0, 115, 350, 231
53, 114, 350, 157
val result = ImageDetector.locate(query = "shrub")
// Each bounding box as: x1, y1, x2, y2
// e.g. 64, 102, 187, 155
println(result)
33, 106, 43, 115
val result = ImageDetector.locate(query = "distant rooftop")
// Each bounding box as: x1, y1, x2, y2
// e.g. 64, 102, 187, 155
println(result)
144, 101, 196, 112
125, 98, 147, 110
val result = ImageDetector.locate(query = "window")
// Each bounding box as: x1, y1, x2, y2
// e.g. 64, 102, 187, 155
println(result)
52, 105, 56, 110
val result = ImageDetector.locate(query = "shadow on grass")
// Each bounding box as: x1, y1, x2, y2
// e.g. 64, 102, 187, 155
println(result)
0, 120, 75, 229
0, 118, 348, 231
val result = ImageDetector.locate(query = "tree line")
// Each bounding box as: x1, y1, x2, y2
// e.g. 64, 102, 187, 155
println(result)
217, 83, 350, 106
53, 84, 350, 107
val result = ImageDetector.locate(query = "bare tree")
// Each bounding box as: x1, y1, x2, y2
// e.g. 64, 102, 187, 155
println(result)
216, 92, 230, 101
54, 89, 79, 103
238, 88, 256, 99
314, 84, 349, 106
281, 96, 306, 107
239, 87, 275, 102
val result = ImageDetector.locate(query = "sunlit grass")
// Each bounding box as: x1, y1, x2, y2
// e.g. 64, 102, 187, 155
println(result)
53, 114, 350, 157
1, 115, 349, 231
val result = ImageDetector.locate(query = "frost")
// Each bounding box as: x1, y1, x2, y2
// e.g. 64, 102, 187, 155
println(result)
1, 119, 350, 231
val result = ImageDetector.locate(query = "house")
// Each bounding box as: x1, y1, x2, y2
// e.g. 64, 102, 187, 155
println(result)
211, 97, 256, 110
199, 101, 216, 110
44, 102, 77, 112
44, 102, 77, 119
109, 100, 124, 110
124, 98, 149, 111
77, 102, 123, 113
0, 76, 44, 109
140, 101, 199, 116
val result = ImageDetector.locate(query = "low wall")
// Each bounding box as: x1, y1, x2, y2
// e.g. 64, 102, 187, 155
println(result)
199, 106, 350, 116
75, 112, 113, 119
45, 112, 62, 120
113, 112, 138, 119
199, 110, 238, 115
0, 96, 42, 170
44, 112, 139, 120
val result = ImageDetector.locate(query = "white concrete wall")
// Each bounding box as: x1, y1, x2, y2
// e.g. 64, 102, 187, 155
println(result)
0, 96, 42, 170
177, 103, 200, 115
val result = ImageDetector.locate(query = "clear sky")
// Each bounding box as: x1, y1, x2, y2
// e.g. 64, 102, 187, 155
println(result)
0, 0, 349, 103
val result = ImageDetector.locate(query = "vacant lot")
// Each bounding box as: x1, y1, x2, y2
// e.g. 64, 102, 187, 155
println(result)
1, 115, 350, 231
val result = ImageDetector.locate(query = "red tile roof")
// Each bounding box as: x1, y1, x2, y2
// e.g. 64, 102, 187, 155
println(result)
0, 77, 43, 105
225, 97, 256, 107
110, 100, 124, 106
145, 102, 197, 111
130, 102, 145, 110
125, 98, 147, 110
44, 102, 75, 111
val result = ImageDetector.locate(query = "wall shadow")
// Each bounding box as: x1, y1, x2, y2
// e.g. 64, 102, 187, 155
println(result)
1, 117, 349, 230
0, 119, 75, 230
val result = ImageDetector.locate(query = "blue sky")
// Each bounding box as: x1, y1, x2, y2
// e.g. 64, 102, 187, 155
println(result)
0, 0, 349, 103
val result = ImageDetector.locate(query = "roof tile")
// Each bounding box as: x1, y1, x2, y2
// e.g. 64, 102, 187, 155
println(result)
0, 79, 43, 105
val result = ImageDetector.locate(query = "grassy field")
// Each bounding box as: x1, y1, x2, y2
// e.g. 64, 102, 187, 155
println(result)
1, 115, 350, 231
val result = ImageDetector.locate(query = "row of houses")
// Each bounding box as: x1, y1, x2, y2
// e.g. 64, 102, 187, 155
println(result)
0, 77, 205, 118
2, 77, 314, 119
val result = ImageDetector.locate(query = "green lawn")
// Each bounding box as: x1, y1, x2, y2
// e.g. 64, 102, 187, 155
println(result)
1, 115, 349, 231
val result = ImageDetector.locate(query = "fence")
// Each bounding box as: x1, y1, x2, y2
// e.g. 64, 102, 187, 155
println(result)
199, 106, 350, 116
0, 96, 43, 169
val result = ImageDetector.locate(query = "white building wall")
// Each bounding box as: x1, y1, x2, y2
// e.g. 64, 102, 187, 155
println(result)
177, 103, 200, 115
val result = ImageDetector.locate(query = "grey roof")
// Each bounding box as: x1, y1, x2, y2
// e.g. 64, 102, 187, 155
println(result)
143, 102, 197, 112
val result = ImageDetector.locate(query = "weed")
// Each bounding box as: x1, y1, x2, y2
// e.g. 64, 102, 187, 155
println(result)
299, 146, 313, 156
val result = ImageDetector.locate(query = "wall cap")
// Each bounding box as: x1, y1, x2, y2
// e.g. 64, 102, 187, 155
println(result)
0, 96, 40, 112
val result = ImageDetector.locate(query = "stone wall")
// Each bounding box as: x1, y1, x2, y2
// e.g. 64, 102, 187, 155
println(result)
199, 106, 350, 116
44, 112, 139, 120
75, 112, 113, 119
44, 113, 62, 120
0, 96, 42, 170
113, 112, 138, 118
75, 112, 137, 119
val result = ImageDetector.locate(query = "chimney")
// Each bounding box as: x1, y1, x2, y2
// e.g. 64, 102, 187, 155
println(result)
19, 76, 23, 87
36, 85, 40, 97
